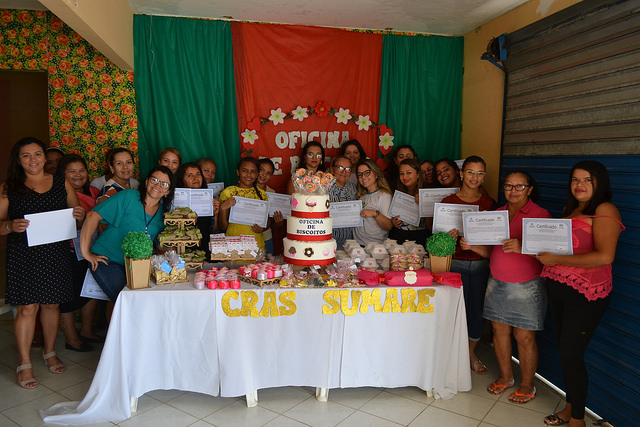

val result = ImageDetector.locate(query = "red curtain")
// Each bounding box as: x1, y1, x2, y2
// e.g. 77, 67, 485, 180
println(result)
232, 22, 383, 192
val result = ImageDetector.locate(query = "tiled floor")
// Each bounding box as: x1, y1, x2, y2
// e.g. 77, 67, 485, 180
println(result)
0, 311, 592, 427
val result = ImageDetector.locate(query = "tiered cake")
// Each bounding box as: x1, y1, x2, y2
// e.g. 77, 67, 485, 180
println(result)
283, 170, 337, 266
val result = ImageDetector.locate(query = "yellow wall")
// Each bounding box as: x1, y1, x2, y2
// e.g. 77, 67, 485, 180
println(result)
461, 0, 581, 199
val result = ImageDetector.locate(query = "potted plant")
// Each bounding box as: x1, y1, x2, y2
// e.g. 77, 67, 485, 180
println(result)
425, 232, 456, 274
122, 231, 154, 289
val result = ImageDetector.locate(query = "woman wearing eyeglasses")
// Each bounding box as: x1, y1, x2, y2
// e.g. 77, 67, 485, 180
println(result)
80, 166, 175, 308
460, 171, 550, 403
441, 155, 497, 375
287, 141, 325, 194
353, 159, 393, 245
329, 156, 358, 249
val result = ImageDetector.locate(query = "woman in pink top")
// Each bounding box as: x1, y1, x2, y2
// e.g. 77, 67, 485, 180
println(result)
462, 171, 550, 403
538, 161, 624, 427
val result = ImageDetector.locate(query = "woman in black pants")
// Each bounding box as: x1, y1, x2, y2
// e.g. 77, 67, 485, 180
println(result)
538, 161, 624, 427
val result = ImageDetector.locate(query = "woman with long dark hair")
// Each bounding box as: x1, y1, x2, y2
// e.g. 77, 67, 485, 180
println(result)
287, 141, 325, 194
538, 161, 624, 426
80, 166, 175, 308
1, 137, 85, 388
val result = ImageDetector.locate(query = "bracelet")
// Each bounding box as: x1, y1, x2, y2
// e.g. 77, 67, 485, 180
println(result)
5, 222, 10, 233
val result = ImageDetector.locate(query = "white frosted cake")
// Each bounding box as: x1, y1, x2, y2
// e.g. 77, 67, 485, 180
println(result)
284, 174, 337, 266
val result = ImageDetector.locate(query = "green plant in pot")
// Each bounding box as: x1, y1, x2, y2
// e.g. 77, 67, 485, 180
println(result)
425, 232, 456, 273
122, 231, 153, 289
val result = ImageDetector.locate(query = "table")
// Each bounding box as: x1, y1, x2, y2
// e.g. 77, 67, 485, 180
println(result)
41, 281, 471, 425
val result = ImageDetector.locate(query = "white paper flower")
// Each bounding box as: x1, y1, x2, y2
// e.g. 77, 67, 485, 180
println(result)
269, 108, 286, 126
335, 108, 352, 125
241, 129, 258, 144
291, 106, 308, 122
378, 132, 394, 150
356, 115, 372, 131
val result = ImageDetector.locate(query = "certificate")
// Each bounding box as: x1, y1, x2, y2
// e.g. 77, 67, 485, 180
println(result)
432, 203, 478, 235
173, 188, 214, 216
229, 196, 269, 228
389, 191, 420, 227
522, 218, 573, 255
25, 208, 76, 247
418, 188, 458, 217
80, 269, 110, 301
207, 182, 225, 199
462, 211, 509, 245
330, 200, 363, 228
267, 193, 292, 219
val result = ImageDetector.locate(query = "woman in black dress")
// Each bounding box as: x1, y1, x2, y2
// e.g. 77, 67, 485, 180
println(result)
0, 137, 85, 388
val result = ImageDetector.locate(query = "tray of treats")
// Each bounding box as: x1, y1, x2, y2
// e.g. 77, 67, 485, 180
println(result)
164, 207, 197, 228
240, 276, 282, 287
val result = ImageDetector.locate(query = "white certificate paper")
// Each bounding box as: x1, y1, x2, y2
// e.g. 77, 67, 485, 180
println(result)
462, 211, 510, 245
207, 182, 225, 199
80, 269, 110, 301
389, 191, 420, 227
267, 193, 292, 218
418, 188, 459, 217
173, 188, 214, 216
25, 208, 76, 247
229, 196, 269, 228
330, 200, 363, 228
522, 218, 573, 255
432, 203, 479, 235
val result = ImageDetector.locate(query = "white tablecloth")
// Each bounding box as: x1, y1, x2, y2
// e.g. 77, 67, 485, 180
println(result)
42, 282, 470, 425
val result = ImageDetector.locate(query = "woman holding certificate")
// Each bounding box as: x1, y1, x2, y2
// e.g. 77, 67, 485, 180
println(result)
538, 161, 624, 427
329, 156, 358, 249
219, 157, 269, 249
441, 155, 496, 375
1, 137, 86, 388
462, 171, 550, 402
80, 166, 175, 305
353, 159, 393, 245
390, 159, 430, 246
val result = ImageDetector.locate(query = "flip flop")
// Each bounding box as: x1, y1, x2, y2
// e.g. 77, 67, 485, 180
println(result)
487, 381, 514, 395
544, 413, 569, 425
508, 386, 536, 404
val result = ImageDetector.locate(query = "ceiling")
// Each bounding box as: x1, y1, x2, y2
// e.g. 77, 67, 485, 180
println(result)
3, 0, 531, 36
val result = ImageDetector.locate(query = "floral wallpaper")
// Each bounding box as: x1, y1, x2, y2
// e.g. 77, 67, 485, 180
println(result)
0, 9, 138, 177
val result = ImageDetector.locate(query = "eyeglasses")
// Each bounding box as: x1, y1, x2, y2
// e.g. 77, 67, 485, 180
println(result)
305, 152, 322, 159
334, 165, 352, 173
356, 169, 372, 178
503, 184, 530, 191
464, 170, 486, 177
149, 176, 170, 189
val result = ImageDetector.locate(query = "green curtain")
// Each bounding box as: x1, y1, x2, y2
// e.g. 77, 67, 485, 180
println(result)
379, 34, 463, 163
133, 15, 239, 184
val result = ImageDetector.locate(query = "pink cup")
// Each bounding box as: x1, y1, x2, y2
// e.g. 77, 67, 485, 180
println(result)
206, 278, 218, 289
218, 279, 229, 289
230, 279, 241, 289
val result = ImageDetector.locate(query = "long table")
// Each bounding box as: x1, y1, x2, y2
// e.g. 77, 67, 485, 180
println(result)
41, 281, 471, 425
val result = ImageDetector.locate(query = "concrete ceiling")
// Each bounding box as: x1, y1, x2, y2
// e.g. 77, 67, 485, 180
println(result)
3, 0, 532, 36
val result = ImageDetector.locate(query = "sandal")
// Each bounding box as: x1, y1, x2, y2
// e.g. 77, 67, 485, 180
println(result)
487, 380, 514, 395
42, 351, 65, 374
544, 413, 569, 426
471, 359, 488, 375
508, 387, 536, 404
16, 364, 38, 389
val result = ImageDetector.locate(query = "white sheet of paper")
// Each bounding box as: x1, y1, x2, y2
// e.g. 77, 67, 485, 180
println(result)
267, 193, 292, 218
432, 203, 479, 235
189, 189, 214, 216
330, 200, 363, 228
207, 182, 225, 199
521, 218, 573, 255
25, 208, 76, 247
80, 269, 110, 301
419, 188, 459, 217
229, 196, 269, 228
389, 191, 420, 227
462, 211, 509, 245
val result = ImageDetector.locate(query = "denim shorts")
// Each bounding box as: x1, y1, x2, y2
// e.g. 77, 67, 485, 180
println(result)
90, 261, 127, 302
483, 275, 547, 330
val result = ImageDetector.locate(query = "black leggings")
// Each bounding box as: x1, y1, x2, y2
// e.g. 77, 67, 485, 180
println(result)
546, 279, 610, 420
